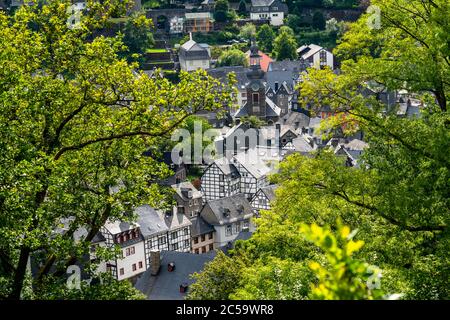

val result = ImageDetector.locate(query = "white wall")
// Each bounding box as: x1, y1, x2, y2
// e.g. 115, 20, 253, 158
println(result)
312, 50, 334, 70
115, 241, 146, 281
180, 58, 210, 72
250, 12, 284, 26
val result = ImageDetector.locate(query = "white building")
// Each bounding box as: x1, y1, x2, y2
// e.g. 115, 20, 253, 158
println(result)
200, 193, 256, 247
169, 16, 184, 34
179, 34, 211, 72
249, 0, 288, 26
96, 205, 191, 281
297, 44, 335, 70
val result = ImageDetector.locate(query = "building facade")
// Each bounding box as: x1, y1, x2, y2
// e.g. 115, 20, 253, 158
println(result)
249, 0, 288, 26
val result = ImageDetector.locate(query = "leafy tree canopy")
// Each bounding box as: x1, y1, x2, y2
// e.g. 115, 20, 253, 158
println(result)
0, 0, 234, 299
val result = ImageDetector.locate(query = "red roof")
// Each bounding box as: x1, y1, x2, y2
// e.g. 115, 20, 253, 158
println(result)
245, 50, 273, 72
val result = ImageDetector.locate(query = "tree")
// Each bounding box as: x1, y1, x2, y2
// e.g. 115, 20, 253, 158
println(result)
312, 10, 326, 30
187, 250, 244, 300
238, 23, 256, 41
256, 24, 275, 53
272, 27, 298, 60
213, 0, 231, 22
0, 0, 234, 299
217, 49, 248, 67
286, 14, 303, 33
121, 12, 155, 58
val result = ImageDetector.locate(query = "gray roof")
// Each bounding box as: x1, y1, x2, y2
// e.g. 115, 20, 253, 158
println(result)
234, 150, 273, 179
208, 66, 250, 89
213, 157, 241, 177
268, 59, 309, 72
179, 40, 210, 60
250, 0, 288, 13
280, 111, 311, 129
135, 205, 169, 238
134, 251, 216, 300
235, 97, 281, 118
201, 193, 254, 225
259, 184, 277, 202
172, 181, 203, 201
190, 216, 215, 237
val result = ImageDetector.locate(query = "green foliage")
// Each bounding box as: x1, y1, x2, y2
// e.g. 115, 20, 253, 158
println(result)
238, 23, 256, 41
238, 116, 266, 128
272, 26, 298, 60
217, 49, 248, 67
33, 273, 146, 300
256, 24, 275, 53
301, 223, 385, 300
0, 0, 234, 299
121, 12, 155, 65
312, 10, 326, 30
214, 0, 233, 23
187, 251, 245, 300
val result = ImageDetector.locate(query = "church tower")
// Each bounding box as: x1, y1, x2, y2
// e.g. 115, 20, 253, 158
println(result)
246, 40, 266, 118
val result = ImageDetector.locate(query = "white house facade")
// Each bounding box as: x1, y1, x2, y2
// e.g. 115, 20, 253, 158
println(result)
249, 0, 288, 26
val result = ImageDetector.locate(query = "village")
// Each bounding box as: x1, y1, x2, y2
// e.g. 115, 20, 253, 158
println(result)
0, 0, 434, 303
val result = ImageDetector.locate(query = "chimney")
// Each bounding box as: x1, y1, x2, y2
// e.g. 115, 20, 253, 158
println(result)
150, 250, 161, 276
275, 123, 281, 149
189, 32, 193, 41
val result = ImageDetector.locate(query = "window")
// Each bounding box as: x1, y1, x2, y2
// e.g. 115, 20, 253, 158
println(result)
184, 240, 190, 248
209, 244, 214, 251
201, 234, 206, 242
184, 228, 189, 236
202, 246, 207, 253
193, 236, 199, 244
171, 231, 178, 240
132, 264, 137, 272
243, 220, 250, 229
226, 225, 232, 236
208, 232, 213, 240
252, 93, 259, 104
125, 246, 135, 256
195, 248, 200, 254
119, 268, 124, 276
158, 236, 166, 245
219, 186, 225, 193
234, 222, 241, 234
219, 174, 224, 182
171, 243, 179, 251
139, 261, 143, 269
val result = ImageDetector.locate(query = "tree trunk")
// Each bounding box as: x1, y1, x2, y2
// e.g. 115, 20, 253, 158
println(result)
8, 246, 30, 300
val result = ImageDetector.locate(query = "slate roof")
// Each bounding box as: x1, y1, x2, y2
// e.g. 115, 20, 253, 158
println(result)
297, 44, 326, 60
172, 181, 203, 201
259, 184, 277, 202
201, 193, 254, 225
233, 150, 274, 179
134, 251, 216, 300
234, 97, 281, 118
135, 205, 169, 238
280, 111, 311, 129
190, 216, 215, 237
213, 157, 241, 177
207, 66, 250, 89
179, 39, 210, 60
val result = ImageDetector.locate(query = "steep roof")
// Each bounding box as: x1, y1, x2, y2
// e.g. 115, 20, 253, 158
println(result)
171, 181, 203, 200
201, 193, 254, 225
259, 184, 277, 202
233, 149, 274, 179
190, 216, 215, 237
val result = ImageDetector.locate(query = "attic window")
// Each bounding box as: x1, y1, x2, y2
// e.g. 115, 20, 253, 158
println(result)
222, 207, 231, 218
